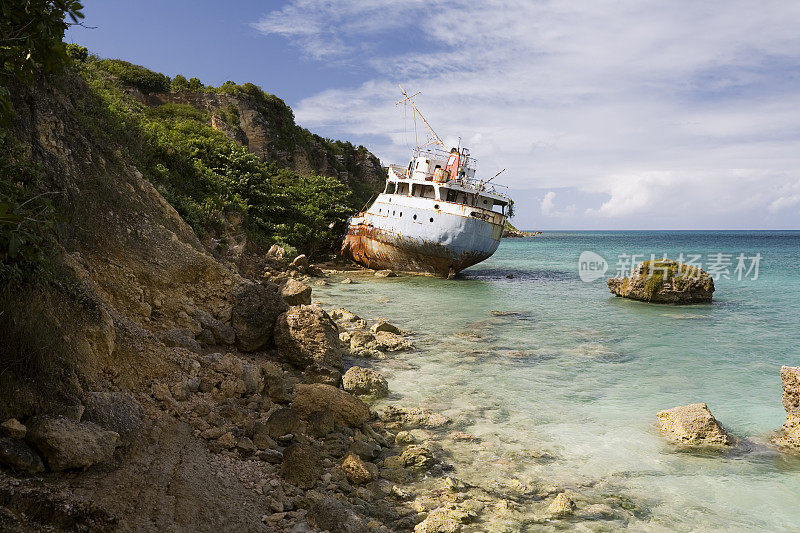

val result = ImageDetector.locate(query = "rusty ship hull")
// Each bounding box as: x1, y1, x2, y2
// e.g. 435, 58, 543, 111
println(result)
341, 192, 505, 277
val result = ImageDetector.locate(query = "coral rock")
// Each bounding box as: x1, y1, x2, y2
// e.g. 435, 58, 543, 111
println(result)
656, 403, 731, 445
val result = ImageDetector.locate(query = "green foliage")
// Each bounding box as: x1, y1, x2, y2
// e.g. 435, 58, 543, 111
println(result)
75, 62, 357, 256
0, 130, 57, 288
65, 43, 88, 62
187, 76, 203, 91
96, 59, 170, 94
171, 74, 188, 92
0, 0, 84, 122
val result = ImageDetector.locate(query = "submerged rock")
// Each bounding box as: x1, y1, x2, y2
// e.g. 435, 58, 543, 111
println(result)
414, 506, 467, 533
374, 269, 397, 278
773, 366, 800, 448
374, 331, 412, 352
371, 319, 402, 334
274, 304, 342, 371
382, 405, 451, 429
656, 403, 731, 445
26, 415, 120, 471
342, 367, 389, 398
607, 260, 714, 304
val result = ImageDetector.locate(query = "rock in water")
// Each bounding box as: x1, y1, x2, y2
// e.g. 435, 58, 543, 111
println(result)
374, 269, 397, 278
414, 507, 465, 533
26, 415, 120, 471
774, 366, 800, 448
292, 384, 371, 427
656, 403, 731, 445
342, 367, 389, 398
371, 319, 402, 334
607, 259, 714, 304
0, 438, 45, 474
274, 304, 342, 371
280, 443, 322, 489
547, 493, 575, 517
280, 279, 312, 306
231, 280, 287, 352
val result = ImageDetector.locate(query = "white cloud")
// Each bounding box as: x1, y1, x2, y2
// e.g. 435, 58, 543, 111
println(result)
540, 192, 556, 216
255, 0, 800, 228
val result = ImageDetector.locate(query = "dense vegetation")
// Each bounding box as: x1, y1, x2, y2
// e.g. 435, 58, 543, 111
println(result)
71, 49, 357, 257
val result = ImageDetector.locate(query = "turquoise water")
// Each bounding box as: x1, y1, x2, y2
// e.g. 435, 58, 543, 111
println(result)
316, 231, 800, 531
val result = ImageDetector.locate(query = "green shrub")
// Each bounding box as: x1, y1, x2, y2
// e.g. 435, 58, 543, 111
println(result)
188, 77, 203, 91
97, 59, 170, 93
171, 74, 189, 92
65, 43, 88, 62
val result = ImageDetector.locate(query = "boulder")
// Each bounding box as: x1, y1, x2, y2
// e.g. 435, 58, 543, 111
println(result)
26, 415, 119, 471
280, 279, 312, 306
371, 319, 402, 335
302, 363, 342, 387
341, 452, 378, 484
341, 278, 354, 284
547, 493, 575, 517
374, 331, 412, 352
382, 405, 451, 429
0, 438, 44, 474
656, 403, 731, 445
774, 366, 800, 448
306, 491, 370, 533
274, 305, 342, 371
342, 367, 389, 398
267, 244, 286, 260
307, 410, 335, 438
292, 384, 371, 427
400, 443, 436, 470
265, 408, 301, 439
331, 308, 361, 322
374, 269, 397, 278
607, 260, 714, 304
1, 419, 27, 439
83, 391, 146, 441
231, 280, 287, 352
161, 328, 201, 354
349, 331, 376, 352
280, 443, 322, 489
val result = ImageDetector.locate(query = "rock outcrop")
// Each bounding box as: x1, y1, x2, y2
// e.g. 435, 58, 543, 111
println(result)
279, 279, 312, 306
773, 366, 800, 448
656, 403, 731, 445
292, 384, 371, 427
231, 280, 287, 352
607, 260, 714, 304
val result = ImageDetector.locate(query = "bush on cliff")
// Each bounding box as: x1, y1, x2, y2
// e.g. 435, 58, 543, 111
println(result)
96, 59, 171, 94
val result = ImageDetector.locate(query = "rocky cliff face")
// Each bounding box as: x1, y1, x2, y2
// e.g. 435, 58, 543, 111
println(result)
142, 90, 385, 204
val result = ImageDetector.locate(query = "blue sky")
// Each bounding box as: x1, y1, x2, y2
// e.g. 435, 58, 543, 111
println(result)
67, 1, 800, 230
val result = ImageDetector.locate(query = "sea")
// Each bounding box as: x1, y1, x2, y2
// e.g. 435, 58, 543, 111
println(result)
315, 231, 800, 531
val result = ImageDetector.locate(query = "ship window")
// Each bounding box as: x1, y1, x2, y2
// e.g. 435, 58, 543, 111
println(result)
386, 182, 396, 194
393, 211, 395, 216
413, 214, 417, 220
400, 212, 402, 217
434, 204, 439, 210
483, 199, 488, 205
429, 217, 434, 223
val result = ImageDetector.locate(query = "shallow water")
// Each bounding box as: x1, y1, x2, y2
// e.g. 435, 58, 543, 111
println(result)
316, 231, 800, 531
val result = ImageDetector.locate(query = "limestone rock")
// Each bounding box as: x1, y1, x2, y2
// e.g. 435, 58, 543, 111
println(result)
382, 405, 451, 429
274, 304, 342, 371
0, 438, 45, 474
374, 269, 397, 278
292, 384, 371, 427
291, 254, 309, 270
26, 415, 119, 471
400, 444, 436, 470
547, 493, 575, 517
231, 280, 287, 352
607, 260, 714, 304
414, 506, 465, 533
194, 309, 235, 345
374, 331, 412, 352
302, 363, 342, 387
1, 419, 27, 439
331, 308, 361, 323
342, 452, 378, 484
774, 366, 800, 448
342, 367, 389, 398
280, 279, 312, 306
656, 403, 731, 445
371, 319, 401, 334
280, 443, 322, 489
83, 391, 146, 441
161, 328, 201, 354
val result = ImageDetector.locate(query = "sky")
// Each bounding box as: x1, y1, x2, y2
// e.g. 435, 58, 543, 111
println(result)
66, 1, 800, 230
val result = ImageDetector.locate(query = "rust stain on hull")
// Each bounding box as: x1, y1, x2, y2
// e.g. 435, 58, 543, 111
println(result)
341, 223, 495, 277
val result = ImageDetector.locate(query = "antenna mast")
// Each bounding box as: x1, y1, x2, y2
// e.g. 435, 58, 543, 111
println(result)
396, 85, 446, 150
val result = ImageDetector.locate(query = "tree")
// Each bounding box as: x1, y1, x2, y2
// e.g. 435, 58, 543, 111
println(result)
171, 74, 188, 92
0, 0, 84, 120
187, 77, 203, 91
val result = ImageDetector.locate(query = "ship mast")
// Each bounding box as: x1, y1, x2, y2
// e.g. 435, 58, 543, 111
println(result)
396, 85, 446, 151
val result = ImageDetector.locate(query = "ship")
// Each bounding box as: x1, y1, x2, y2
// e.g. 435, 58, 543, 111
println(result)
341, 87, 514, 278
